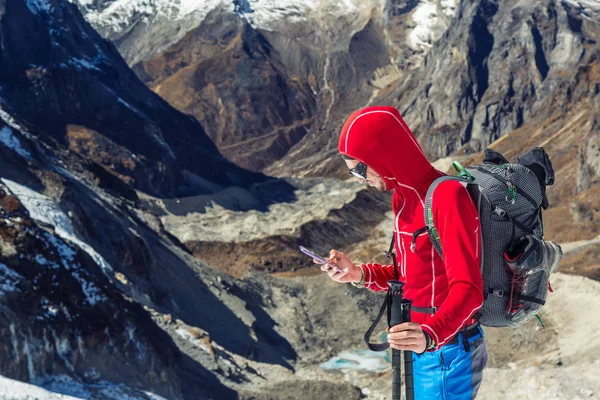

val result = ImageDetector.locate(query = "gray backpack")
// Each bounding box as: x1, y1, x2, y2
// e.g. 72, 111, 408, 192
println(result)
416, 148, 562, 327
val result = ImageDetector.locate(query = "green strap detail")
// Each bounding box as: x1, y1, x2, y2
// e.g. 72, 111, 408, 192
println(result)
452, 161, 474, 181
426, 209, 442, 252
535, 314, 545, 329
506, 182, 517, 202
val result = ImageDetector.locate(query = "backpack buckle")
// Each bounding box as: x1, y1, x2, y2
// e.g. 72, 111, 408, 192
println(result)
494, 206, 506, 218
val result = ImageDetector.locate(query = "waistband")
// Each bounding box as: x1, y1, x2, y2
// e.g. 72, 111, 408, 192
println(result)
447, 322, 482, 348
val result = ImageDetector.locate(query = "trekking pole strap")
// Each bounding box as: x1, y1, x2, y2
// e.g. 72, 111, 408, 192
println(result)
364, 292, 391, 352
384, 232, 399, 280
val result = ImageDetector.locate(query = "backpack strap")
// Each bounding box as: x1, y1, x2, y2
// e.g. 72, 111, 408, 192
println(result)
422, 176, 471, 259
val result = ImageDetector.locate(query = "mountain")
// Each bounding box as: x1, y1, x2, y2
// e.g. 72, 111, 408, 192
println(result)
1, 0, 600, 399
379, 0, 600, 160
0, 179, 231, 399
0, 0, 308, 397
374, 0, 600, 279
73, 0, 459, 174
131, 10, 317, 172
0, 0, 272, 199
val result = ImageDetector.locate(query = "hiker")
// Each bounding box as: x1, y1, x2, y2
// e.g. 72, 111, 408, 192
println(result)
317, 106, 487, 399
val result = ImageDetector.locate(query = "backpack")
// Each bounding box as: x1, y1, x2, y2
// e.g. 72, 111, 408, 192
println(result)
418, 147, 563, 327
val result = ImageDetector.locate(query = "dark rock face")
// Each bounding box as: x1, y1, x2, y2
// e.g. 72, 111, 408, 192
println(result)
0, 183, 233, 400
380, 0, 599, 161
0, 0, 305, 397
133, 11, 317, 172
0, 116, 299, 398
0, 0, 267, 197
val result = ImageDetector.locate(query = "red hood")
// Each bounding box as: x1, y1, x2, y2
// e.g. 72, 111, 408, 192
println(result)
338, 106, 440, 196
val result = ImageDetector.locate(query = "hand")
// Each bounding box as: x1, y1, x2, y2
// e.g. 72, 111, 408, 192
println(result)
313, 249, 362, 283
387, 322, 428, 353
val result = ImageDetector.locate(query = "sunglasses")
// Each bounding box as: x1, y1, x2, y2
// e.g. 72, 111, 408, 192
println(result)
349, 162, 368, 180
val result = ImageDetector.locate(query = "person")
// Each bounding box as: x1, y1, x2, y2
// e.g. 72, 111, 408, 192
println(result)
315, 106, 487, 399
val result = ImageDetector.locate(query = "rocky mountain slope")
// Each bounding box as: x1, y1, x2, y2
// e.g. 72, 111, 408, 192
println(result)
0, 0, 598, 399
1, 0, 273, 198
73, 0, 459, 173
380, 0, 600, 159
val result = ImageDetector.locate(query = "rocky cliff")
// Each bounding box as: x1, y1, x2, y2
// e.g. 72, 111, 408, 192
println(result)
0, 0, 271, 198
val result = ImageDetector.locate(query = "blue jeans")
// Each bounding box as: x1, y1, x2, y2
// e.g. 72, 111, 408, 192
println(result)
412, 327, 488, 399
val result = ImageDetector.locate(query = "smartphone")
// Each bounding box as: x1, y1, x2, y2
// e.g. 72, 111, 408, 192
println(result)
299, 246, 344, 273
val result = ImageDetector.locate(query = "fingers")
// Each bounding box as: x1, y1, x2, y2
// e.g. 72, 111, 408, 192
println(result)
387, 332, 425, 352
313, 257, 324, 265
329, 249, 343, 260
387, 323, 427, 352
389, 322, 419, 333
327, 267, 345, 278
388, 342, 425, 352
387, 331, 422, 341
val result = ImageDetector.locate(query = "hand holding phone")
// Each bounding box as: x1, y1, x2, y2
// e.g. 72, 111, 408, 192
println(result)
299, 246, 344, 273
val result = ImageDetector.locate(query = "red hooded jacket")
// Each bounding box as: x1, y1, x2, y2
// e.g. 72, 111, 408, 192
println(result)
339, 106, 483, 349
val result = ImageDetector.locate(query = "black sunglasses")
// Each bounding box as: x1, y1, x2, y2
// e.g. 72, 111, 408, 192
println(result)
349, 162, 368, 180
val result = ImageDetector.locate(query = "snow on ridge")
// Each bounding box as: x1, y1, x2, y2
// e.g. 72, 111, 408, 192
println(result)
0, 179, 114, 282
0, 102, 34, 141
0, 262, 24, 297
68, 57, 102, 72
71, 0, 229, 34
409, 2, 439, 50
0, 375, 83, 400
178, 0, 228, 19
26, 0, 54, 15
563, 0, 600, 19
73, 0, 368, 38
440, 0, 458, 17
0, 126, 32, 159
241, 0, 365, 30
0, 374, 171, 400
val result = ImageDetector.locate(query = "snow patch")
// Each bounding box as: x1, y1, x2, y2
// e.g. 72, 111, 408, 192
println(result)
0, 375, 83, 400
0, 104, 29, 138
0, 126, 32, 159
178, 0, 227, 18
440, 0, 458, 17
72, 271, 105, 305
37, 375, 169, 400
73, 0, 367, 34
125, 322, 147, 362
68, 58, 101, 72
409, 2, 438, 50
0, 262, 23, 296
39, 299, 60, 320
71, 0, 231, 34
563, 0, 600, 20
175, 328, 213, 354
242, 0, 317, 29
22, 336, 37, 381
26, 0, 54, 15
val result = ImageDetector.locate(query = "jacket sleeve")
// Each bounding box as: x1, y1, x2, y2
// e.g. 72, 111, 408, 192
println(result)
362, 262, 397, 292
361, 191, 404, 292
420, 180, 484, 349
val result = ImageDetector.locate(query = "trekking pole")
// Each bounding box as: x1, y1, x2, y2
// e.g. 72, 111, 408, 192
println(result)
401, 301, 414, 400
388, 281, 414, 400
